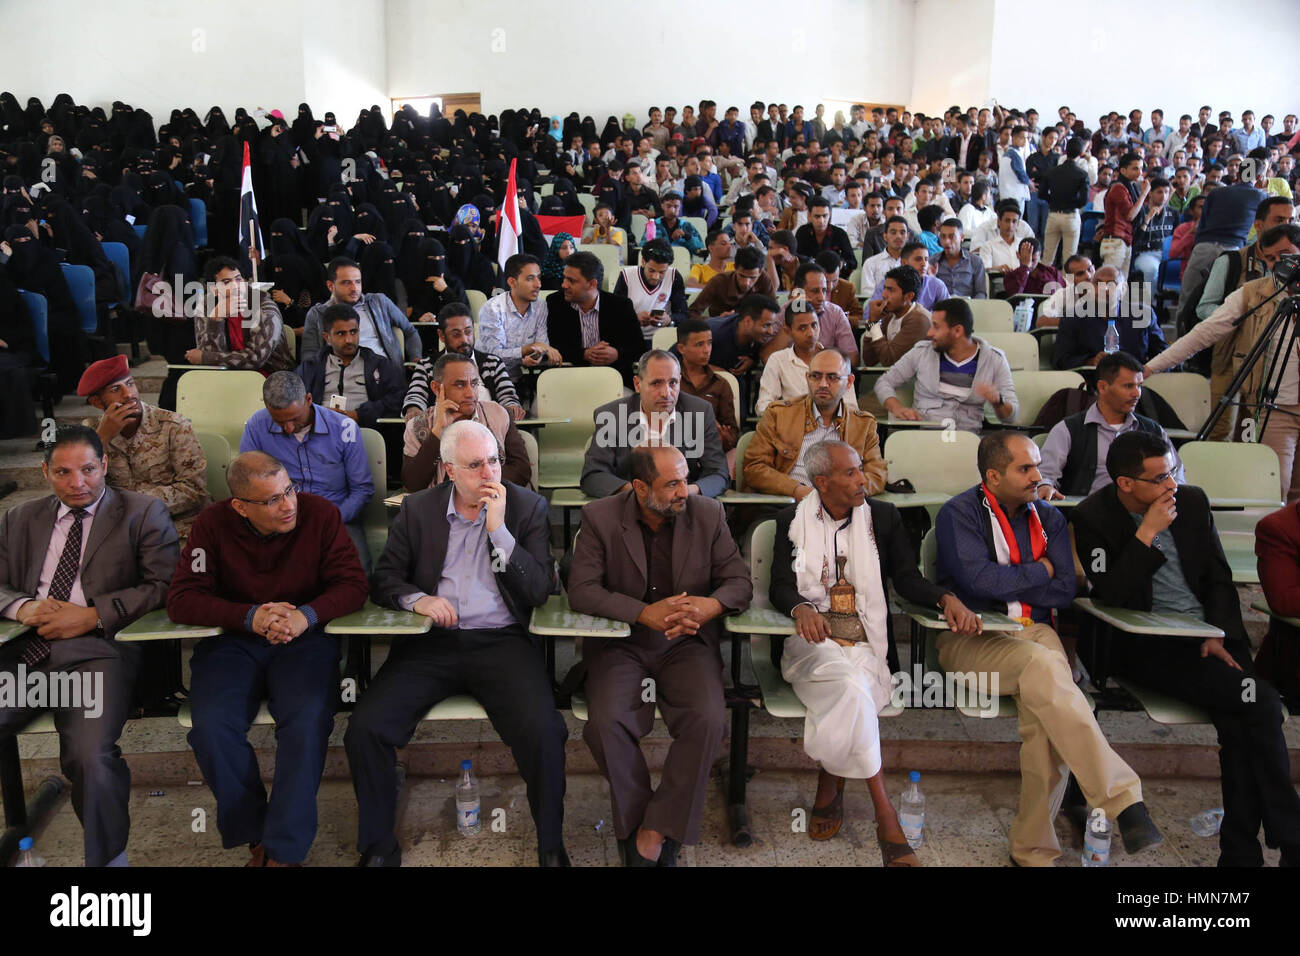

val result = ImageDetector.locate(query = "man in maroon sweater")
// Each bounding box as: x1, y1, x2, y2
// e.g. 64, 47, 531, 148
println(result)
168, 450, 368, 866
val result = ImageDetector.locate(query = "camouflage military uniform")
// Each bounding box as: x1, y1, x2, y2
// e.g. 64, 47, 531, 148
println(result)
83, 402, 211, 541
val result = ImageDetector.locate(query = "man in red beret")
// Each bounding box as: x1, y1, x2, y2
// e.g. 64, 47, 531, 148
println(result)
78, 354, 211, 543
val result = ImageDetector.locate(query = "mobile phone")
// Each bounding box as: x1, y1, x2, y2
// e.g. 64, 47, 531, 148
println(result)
323, 125, 337, 133
328, 394, 347, 411
651, 309, 666, 317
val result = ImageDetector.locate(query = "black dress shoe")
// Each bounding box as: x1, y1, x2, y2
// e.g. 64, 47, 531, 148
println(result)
357, 846, 402, 867
538, 846, 571, 867
1117, 802, 1163, 855
618, 837, 656, 867
657, 837, 681, 867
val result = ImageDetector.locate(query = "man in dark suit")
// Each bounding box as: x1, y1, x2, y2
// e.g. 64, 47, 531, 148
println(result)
580, 350, 730, 499
768, 440, 980, 857
1072, 431, 1300, 867
946, 115, 985, 172
0, 425, 179, 866
297, 303, 405, 429
568, 445, 752, 865
545, 250, 646, 388
348, 419, 568, 867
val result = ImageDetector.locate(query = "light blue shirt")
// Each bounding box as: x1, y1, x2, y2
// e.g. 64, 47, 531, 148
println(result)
1231, 127, 1265, 154
477, 290, 549, 370
240, 404, 373, 524
398, 491, 518, 630
870, 272, 950, 311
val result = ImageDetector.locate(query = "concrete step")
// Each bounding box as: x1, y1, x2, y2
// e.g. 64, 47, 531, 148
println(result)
0, 485, 50, 518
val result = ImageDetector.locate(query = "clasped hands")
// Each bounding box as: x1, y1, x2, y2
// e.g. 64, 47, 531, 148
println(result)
251, 602, 309, 644
638, 592, 723, 639
16, 598, 98, 640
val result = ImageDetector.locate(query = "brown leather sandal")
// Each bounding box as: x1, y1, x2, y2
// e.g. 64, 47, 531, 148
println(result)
877, 828, 921, 867
809, 777, 846, 841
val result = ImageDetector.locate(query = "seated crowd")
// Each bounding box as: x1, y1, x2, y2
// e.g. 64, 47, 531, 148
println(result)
1, 90, 1299, 870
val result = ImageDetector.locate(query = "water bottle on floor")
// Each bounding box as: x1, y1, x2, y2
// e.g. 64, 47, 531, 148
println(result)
456, 759, 481, 837
1103, 319, 1120, 354
899, 771, 925, 849
1189, 808, 1224, 837
1082, 809, 1111, 866
14, 837, 45, 867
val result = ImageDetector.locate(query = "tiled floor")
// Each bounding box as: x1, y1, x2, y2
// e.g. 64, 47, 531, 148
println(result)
20, 769, 1272, 867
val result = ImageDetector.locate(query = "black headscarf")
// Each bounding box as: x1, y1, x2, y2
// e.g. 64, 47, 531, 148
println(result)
138, 204, 196, 284
445, 223, 495, 295
358, 239, 397, 300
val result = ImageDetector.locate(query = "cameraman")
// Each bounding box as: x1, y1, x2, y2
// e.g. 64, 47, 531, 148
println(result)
1143, 224, 1300, 501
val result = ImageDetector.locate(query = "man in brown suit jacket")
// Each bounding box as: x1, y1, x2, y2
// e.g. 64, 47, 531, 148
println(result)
568, 445, 752, 866
744, 349, 887, 499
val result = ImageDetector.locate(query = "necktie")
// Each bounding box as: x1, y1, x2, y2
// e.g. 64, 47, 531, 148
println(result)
16, 508, 88, 668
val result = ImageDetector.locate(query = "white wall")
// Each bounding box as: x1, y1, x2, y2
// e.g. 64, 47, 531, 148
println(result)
302, 0, 389, 125
4, 0, 1284, 142
988, 0, 1293, 127
385, 0, 910, 122
0, 0, 308, 124
909, 0, 994, 115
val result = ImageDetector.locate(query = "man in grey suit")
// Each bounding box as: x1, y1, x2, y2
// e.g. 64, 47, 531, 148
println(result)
569, 445, 752, 866
0, 425, 179, 866
347, 419, 569, 867
580, 350, 731, 499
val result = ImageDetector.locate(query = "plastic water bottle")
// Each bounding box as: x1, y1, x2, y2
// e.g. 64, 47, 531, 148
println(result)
1103, 319, 1120, 354
644, 219, 656, 242
455, 759, 481, 836
899, 771, 925, 849
1189, 808, 1224, 837
1082, 811, 1112, 866
1014, 299, 1034, 333
14, 837, 45, 867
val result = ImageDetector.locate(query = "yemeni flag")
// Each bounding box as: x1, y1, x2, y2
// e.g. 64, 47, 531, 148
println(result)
535, 213, 586, 245
237, 141, 264, 278
497, 158, 521, 275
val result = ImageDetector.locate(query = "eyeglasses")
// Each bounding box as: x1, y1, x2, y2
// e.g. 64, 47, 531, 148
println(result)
1129, 473, 1174, 486
238, 484, 298, 507
806, 372, 845, 384
456, 455, 500, 471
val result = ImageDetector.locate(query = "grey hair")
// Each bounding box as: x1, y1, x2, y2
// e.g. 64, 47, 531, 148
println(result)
805, 439, 855, 483
263, 370, 307, 410
441, 419, 498, 469
636, 348, 680, 379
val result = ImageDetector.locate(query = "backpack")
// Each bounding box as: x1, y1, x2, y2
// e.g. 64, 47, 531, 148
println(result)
1175, 250, 1244, 375
1032, 381, 1095, 430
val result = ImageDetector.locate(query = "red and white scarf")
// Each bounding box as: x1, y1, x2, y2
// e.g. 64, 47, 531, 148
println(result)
979, 483, 1047, 622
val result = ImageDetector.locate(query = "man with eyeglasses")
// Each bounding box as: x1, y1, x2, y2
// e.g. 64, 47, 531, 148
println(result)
351, 419, 568, 867
744, 348, 886, 499
1073, 431, 1300, 867
239, 371, 375, 571
168, 450, 369, 866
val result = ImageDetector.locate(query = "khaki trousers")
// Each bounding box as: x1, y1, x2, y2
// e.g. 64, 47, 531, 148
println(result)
1261, 403, 1300, 503
937, 623, 1142, 866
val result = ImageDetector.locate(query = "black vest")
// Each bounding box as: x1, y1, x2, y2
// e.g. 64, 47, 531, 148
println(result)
1060, 411, 1164, 497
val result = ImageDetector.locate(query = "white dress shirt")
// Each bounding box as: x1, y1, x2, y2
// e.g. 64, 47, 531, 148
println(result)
859, 251, 901, 298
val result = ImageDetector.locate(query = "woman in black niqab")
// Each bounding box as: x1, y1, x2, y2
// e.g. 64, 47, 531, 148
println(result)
3, 223, 89, 394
